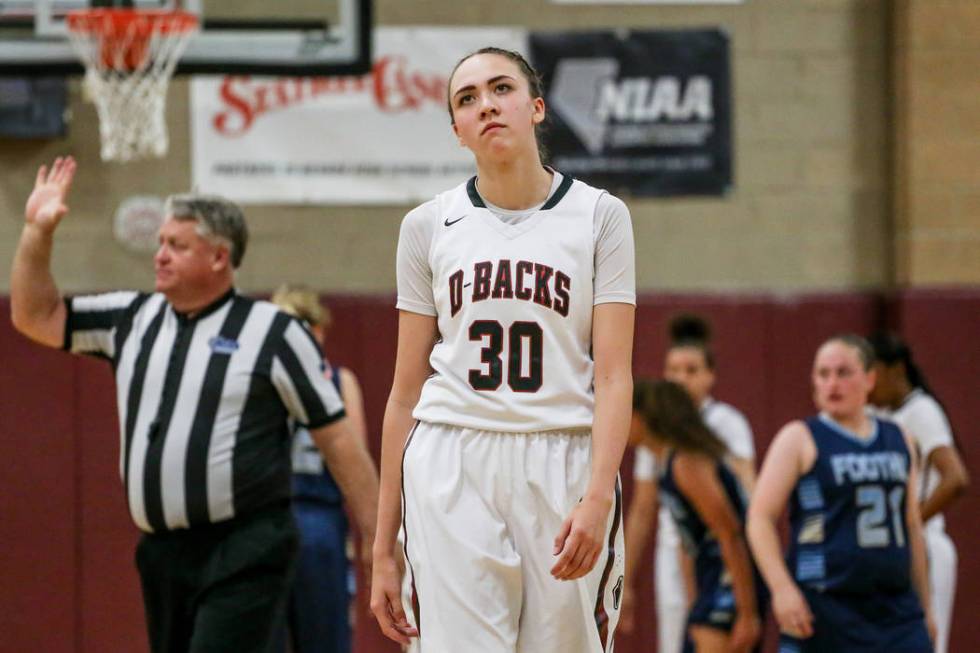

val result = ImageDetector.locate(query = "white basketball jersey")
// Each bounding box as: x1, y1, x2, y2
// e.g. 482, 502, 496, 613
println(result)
890, 389, 955, 533
412, 176, 603, 433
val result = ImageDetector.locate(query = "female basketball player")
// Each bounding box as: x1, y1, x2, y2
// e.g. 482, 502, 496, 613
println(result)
868, 332, 968, 653
747, 335, 934, 652
271, 285, 366, 653
621, 315, 756, 652
369, 47, 635, 653
631, 379, 763, 653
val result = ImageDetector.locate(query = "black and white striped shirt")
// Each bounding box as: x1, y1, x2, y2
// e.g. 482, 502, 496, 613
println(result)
64, 288, 345, 533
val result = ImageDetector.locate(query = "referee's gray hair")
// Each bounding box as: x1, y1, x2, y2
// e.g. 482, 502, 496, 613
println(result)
164, 194, 249, 268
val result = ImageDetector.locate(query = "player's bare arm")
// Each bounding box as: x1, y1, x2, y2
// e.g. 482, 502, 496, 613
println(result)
903, 429, 936, 643
747, 420, 816, 639
309, 414, 379, 579
728, 455, 757, 495
370, 309, 436, 644
552, 301, 634, 581
675, 452, 761, 653
338, 368, 369, 446
10, 156, 76, 347
921, 446, 969, 522
337, 368, 372, 566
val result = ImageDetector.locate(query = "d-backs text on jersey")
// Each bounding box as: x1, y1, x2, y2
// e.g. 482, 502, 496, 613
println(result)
448, 259, 572, 318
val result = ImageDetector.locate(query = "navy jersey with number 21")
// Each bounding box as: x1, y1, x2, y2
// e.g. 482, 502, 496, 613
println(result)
788, 414, 912, 594
778, 415, 931, 653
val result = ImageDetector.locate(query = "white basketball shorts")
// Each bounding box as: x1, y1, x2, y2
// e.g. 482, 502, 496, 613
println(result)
926, 528, 957, 653
400, 421, 624, 653
655, 534, 689, 653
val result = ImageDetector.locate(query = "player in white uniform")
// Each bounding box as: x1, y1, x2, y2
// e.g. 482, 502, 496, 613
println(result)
868, 333, 969, 653
621, 315, 755, 653
369, 47, 636, 653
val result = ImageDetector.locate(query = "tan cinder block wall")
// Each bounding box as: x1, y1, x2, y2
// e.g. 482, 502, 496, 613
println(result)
0, 0, 890, 294
894, 0, 980, 285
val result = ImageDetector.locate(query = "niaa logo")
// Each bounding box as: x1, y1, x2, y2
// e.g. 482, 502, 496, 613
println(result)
550, 58, 713, 154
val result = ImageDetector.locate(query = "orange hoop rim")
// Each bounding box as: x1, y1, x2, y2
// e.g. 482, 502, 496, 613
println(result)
65, 8, 199, 37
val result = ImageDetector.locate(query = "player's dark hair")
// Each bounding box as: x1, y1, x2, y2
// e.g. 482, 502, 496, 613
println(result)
447, 46, 549, 163
823, 333, 874, 371
633, 379, 728, 461
668, 313, 715, 370
867, 331, 934, 395
867, 331, 962, 448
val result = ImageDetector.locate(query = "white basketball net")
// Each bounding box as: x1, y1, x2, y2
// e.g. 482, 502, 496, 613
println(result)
66, 10, 198, 162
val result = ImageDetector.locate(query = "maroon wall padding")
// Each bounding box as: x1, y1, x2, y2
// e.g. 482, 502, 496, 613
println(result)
0, 324, 78, 653
320, 296, 400, 653
74, 356, 145, 653
1, 290, 976, 653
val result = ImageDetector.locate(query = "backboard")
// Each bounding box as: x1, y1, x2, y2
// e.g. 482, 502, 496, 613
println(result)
0, 0, 372, 75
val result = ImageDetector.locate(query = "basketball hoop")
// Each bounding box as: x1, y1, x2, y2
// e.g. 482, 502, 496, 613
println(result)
66, 9, 198, 162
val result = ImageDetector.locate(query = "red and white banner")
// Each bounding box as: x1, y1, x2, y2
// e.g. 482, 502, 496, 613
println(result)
190, 27, 528, 205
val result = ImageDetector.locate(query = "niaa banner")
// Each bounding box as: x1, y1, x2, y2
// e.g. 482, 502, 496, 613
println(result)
530, 29, 732, 197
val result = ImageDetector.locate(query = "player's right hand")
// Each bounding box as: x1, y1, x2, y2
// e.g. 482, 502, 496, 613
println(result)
25, 156, 76, 233
370, 552, 418, 645
773, 582, 814, 639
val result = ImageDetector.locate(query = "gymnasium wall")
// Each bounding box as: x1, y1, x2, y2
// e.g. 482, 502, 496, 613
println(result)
0, 0, 897, 294
2, 289, 977, 653
893, 0, 980, 285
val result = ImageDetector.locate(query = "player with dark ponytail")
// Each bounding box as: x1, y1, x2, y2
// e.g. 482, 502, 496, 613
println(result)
868, 332, 968, 653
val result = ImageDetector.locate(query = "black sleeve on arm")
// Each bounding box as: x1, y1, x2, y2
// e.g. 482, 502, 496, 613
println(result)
62, 296, 74, 351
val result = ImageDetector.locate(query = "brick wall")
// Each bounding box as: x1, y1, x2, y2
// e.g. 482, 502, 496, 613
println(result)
894, 0, 980, 284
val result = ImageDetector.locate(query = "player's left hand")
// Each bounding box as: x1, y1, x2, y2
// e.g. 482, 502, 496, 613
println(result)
551, 493, 612, 581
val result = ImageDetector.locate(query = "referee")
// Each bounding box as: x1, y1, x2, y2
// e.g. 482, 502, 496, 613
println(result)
10, 157, 380, 653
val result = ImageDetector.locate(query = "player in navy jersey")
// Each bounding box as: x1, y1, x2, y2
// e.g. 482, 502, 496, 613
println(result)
631, 379, 763, 653
272, 285, 369, 653
747, 335, 934, 652
622, 314, 757, 652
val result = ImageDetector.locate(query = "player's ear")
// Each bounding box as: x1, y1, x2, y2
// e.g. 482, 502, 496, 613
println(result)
452, 121, 465, 147
532, 97, 546, 124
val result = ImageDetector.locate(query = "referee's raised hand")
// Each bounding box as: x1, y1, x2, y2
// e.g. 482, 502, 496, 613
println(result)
26, 156, 76, 233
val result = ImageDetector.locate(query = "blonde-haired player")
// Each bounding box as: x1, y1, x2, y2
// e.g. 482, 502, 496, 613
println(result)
271, 284, 369, 653
369, 47, 635, 652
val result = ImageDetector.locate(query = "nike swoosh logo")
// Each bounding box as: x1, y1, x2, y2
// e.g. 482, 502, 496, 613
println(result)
444, 215, 466, 227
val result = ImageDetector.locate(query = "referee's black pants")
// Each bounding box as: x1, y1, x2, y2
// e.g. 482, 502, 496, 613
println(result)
135, 503, 299, 653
